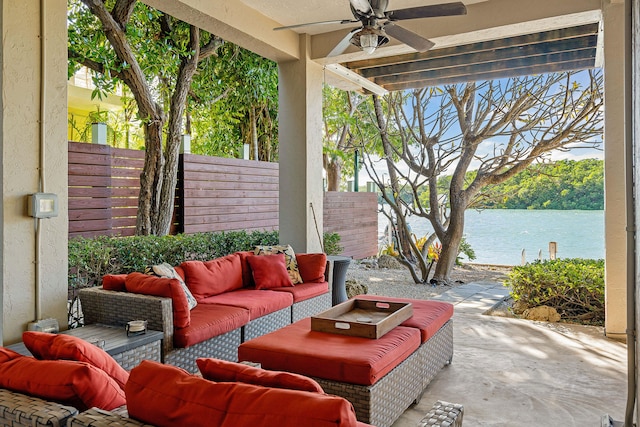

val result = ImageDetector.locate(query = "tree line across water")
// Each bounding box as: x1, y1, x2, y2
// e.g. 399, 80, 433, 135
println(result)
476, 158, 603, 210
398, 158, 603, 211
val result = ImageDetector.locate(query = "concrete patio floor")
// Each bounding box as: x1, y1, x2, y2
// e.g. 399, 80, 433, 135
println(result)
393, 282, 627, 426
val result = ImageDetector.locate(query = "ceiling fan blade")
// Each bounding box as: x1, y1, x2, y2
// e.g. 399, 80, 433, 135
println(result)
386, 2, 467, 21
349, 0, 373, 15
274, 19, 358, 31
328, 28, 360, 57
384, 22, 435, 52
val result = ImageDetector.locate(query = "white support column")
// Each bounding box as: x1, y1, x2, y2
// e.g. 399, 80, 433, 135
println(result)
277, 34, 324, 253
1, 0, 69, 344
603, 0, 628, 340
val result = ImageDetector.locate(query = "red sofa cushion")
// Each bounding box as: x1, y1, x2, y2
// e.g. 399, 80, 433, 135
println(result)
236, 250, 256, 288
272, 281, 328, 302
356, 295, 454, 343
196, 358, 324, 393
296, 253, 327, 283
102, 274, 127, 291
173, 303, 250, 348
181, 254, 243, 300
199, 289, 293, 320
126, 360, 359, 427
125, 272, 190, 328
0, 347, 23, 362
247, 254, 293, 289
238, 318, 420, 386
0, 356, 125, 411
22, 331, 129, 390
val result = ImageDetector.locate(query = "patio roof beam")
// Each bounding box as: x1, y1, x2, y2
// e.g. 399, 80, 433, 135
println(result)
358, 35, 597, 80
380, 57, 596, 92
345, 23, 599, 72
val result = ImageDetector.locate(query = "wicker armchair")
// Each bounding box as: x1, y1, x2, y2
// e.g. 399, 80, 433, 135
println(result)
0, 389, 78, 427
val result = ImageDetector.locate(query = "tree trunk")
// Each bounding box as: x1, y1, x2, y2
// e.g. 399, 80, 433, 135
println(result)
432, 200, 466, 282
325, 158, 342, 191
137, 120, 164, 235
153, 25, 200, 236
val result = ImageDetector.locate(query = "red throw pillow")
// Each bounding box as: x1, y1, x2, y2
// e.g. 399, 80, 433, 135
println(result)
102, 274, 127, 291
126, 361, 357, 427
0, 357, 125, 411
296, 253, 328, 283
247, 254, 294, 289
23, 331, 129, 391
125, 272, 190, 328
196, 358, 324, 393
0, 347, 24, 363
180, 254, 243, 300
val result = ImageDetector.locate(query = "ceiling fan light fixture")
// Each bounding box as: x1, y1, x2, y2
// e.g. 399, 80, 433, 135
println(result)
350, 27, 389, 55
360, 33, 378, 54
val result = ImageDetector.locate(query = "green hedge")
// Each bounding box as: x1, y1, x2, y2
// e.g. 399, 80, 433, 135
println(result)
69, 230, 342, 290
68, 230, 279, 290
504, 258, 604, 325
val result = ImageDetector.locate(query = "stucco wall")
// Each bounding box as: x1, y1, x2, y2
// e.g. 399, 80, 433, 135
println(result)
603, 0, 628, 340
1, 0, 68, 344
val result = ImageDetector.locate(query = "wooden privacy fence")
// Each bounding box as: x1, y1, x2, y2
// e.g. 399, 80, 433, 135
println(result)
68, 141, 377, 259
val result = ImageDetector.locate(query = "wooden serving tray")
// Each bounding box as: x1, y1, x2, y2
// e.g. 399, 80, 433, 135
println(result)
311, 298, 413, 339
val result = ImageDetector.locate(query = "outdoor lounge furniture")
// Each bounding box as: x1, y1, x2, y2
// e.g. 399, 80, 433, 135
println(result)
237, 297, 454, 427
78, 250, 332, 373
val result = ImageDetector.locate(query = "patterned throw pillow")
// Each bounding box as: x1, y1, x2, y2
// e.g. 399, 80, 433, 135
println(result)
254, 245, 303, 284
145, 263, 198, 310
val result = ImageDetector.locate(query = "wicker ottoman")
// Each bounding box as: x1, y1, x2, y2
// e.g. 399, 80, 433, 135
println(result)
239, 317, 453, 427
419, 400, 464, 427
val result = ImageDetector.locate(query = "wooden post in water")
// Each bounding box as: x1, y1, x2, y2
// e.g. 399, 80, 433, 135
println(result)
538, 249, 542, 260
521, 249, 526, 265
549, 242, 557, 260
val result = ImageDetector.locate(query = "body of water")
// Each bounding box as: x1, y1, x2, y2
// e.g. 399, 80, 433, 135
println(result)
378, 209, 605, 266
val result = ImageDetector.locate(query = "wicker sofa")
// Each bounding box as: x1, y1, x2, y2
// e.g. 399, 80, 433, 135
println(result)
79, 251, 332, 372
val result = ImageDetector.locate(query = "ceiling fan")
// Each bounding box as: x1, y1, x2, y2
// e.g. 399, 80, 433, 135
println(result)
274, 0, 467, 56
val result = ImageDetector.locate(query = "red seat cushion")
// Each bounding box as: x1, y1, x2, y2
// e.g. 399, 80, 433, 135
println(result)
247, 254, 294, 289
296, 253, 327, 283
22, 331, 129, 390
126, 360, 359, 427
196, 358, 324, 393
199, 289, 293, 320
238, 318, 420, 386
180, 254, 243, 300
102, 274, 127, 291
0, 356, 125, 411
356, 295, 454, 342
272, 281, 328, 302
125, 272, 190, 328
173, 304, 250, 348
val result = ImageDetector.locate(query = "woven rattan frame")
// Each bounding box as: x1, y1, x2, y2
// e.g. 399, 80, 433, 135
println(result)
68, 408, 153, 427
79, 288, 174, 355
419, 400, 464, 427
0, 389, 78, 427
165, 328, 242, 373
314, 320, 454, 427
291, 293, 332, 322
112, 340, 162, 371
242, 307, 290, 342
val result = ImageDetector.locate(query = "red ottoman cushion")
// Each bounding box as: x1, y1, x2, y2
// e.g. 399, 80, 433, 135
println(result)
238, 318, 420, 386
356, 295, 453, 342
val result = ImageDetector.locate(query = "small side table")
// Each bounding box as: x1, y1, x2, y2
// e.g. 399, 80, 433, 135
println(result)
327, 255, 352, 306
8, 324, 163, 371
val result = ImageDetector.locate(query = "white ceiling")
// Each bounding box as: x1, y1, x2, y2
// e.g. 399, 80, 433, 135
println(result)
240, 0, 488, 35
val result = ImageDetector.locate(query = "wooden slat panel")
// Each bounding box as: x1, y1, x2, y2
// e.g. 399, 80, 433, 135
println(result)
69, 209, 112, 221
323, 192, 378, 259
